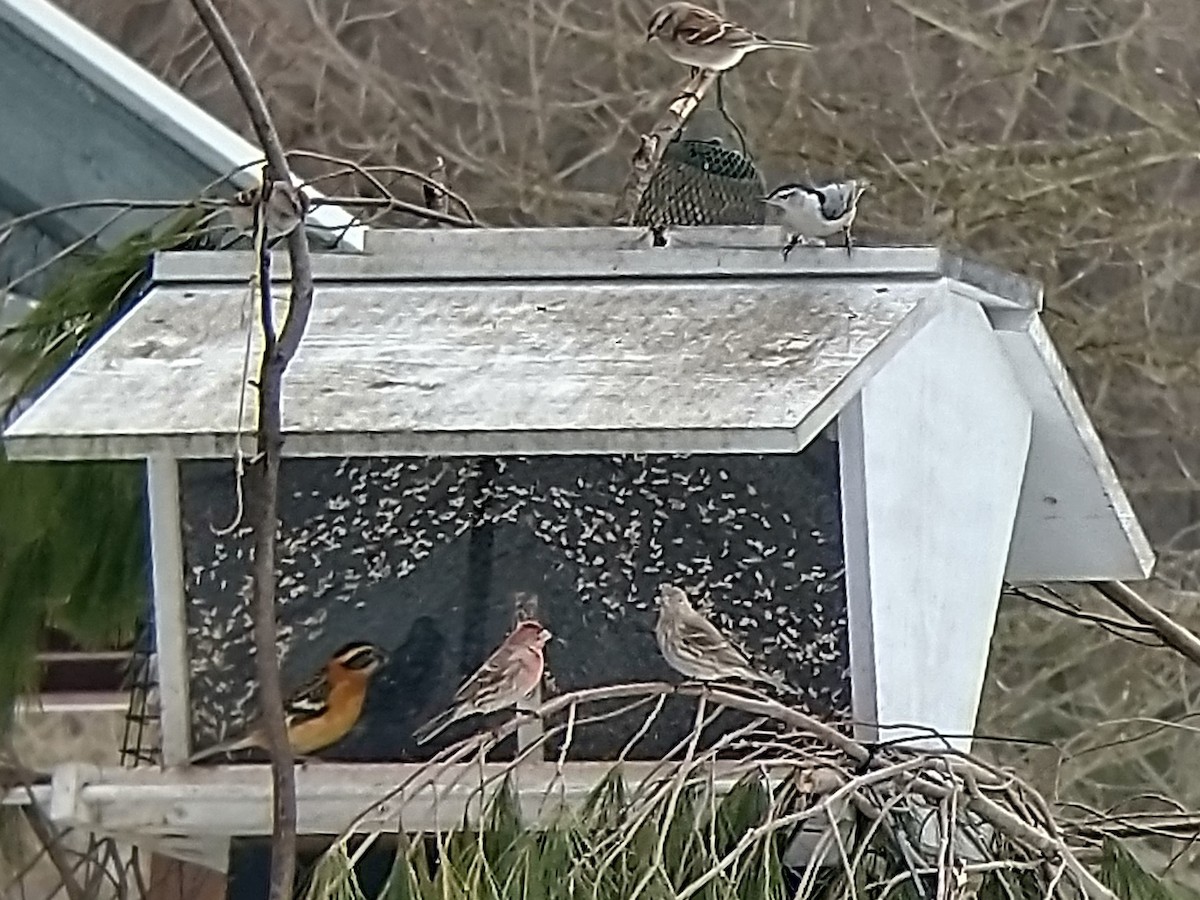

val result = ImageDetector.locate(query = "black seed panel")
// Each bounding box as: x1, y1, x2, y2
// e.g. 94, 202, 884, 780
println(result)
179, 434, 848, 762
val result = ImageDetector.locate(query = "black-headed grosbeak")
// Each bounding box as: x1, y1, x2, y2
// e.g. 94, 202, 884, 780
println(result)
188, 641, 386, 763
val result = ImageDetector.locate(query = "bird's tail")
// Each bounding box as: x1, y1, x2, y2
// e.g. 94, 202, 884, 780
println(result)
412, 708, 457, 745
761, 39, 814, 51
187, 733, 260, 764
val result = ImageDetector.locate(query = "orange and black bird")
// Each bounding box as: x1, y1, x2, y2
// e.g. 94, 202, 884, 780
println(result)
187, 641, 386, 763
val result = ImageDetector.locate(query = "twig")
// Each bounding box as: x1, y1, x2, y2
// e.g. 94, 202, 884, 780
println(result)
424, 156, 450, 218
611, 70, 720, 225
1, 750, 86, 900
184, 3, 311, 900
1093, 580, 1200, 669
308, 194, 476, 228
1004, 584, 1162, 643
285, 150, 478, 223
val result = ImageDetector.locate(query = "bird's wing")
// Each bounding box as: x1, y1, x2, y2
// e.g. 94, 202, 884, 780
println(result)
451, 643, 519, 709
414, 646, 517, 743
674, 6, 737, 45
823, 185, 853, 219
677, 609, 754, 665
284, 670, 332, 727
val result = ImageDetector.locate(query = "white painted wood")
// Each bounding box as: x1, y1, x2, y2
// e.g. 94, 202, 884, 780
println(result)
989, 310, 1155, 581
0, 0, 362, 249
154, 241, 957, 289
0, 783, 50, 807
38, 762, 789, 836
0, 229, 1152, 581
836, 397, 878, 744
146, 233, 1038, 311
147, 456, 192, 766
2, 781, 230, 870
48, 763, 83, 823
14, 692, 128, 713
840, 293, 1033, 751
3, 279, 935, 459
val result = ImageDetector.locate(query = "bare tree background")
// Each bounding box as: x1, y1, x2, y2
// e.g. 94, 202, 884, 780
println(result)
18, 0, 1200, 886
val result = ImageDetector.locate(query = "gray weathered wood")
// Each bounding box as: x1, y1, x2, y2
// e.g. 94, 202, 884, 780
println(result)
4, 278, 936, 459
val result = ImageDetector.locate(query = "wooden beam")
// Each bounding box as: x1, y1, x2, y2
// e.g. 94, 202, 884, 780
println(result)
148, 455, 192, 765
840, 292, 1033, 751
43, 761, 798, 837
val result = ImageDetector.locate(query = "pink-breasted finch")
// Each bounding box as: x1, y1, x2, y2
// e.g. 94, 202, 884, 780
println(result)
413, 620, 552, 744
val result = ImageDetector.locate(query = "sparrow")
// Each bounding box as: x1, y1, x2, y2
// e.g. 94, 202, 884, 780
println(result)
655, 584, 786, 689
646, 2, 813, 73
187, 641, 386, 763
224, 179, 308, 248
413, 620, 552, 745
762, 180, 869, 259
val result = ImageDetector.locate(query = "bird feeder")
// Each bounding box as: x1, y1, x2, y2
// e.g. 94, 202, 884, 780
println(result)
1, 226, 1152, 867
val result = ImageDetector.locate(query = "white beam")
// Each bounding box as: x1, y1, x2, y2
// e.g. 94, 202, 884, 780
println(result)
840, 292, 1033, 751
44, 761, 784, 836
147, 455, 191, 766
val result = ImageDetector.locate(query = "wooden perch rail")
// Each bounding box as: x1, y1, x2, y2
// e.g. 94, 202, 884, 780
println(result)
611, 69, 720, 225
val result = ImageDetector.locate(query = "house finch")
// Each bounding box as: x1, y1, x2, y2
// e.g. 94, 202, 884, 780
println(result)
655, 584, 786, 688
188, 641, 386, 762
413, 620, 552, 744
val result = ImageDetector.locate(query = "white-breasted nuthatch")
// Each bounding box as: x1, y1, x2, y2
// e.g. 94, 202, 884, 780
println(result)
763, 180, 869, 259
646, 2, 813, 73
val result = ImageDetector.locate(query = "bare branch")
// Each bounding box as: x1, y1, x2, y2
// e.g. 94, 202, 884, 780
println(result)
1093, 580, 1200, 669
611, 69, 719, 225
184, 3, 310, 900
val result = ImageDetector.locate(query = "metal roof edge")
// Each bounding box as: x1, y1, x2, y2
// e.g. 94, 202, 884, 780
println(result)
150, 228, 962, 288
938, 249, 1044, 312
147, 230, 1043, 314
1023, 315, 1155, 576
0, 0, 363, 250
149, 244, 948, 285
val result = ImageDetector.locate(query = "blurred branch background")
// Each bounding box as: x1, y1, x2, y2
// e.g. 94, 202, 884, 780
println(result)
5, 0, 1200, 886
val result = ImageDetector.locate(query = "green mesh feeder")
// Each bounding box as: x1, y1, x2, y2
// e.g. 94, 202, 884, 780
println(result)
632, 137, 766, 228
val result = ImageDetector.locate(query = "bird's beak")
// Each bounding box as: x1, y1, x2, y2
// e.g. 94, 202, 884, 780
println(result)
539, 628, 553, 644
